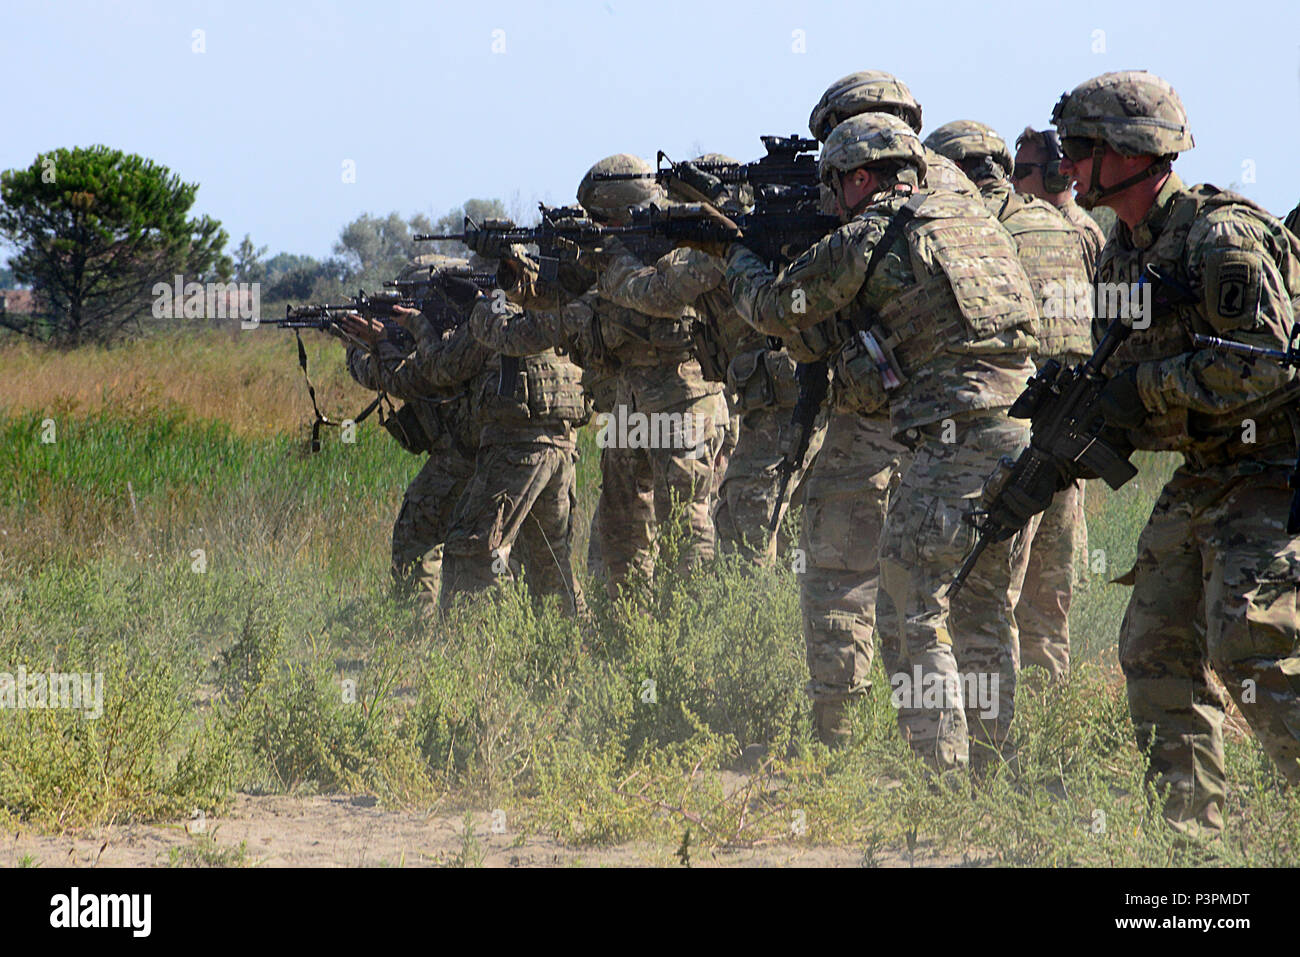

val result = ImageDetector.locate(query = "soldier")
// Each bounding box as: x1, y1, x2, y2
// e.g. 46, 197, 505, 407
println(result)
337, 263, 478, 609
595, 156, 818, 563
1011, 127, 1109, 277
472, 156, 724, 599
924, 120, 1093, 680
391, 283, 588, 618
1053, 70, 1300, 836
711, 113, 1040, 769
763, 70, 983, 746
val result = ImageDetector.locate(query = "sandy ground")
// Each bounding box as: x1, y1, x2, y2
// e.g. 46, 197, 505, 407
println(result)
2, 791, 971, 868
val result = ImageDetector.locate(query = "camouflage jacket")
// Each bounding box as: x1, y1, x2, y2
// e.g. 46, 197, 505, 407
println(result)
1056, 198, 1108, 281
725, 186, 1038, 435
412, 315, 581, 450
469, 291, 620, 414
1094, 172, 1300, 464
597, 244, 799, 412
981, 181, 1093, 360
345, 322, 477, 458
502, 244, 722, 415
923, 147, 981, 199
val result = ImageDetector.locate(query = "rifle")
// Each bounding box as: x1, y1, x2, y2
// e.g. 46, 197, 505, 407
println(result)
1191, 334, 1300, 368
254, 289, 433, 452
769, 358, 829, 536
586, 134, 820, 192
415, 208, 612, 247
947, 313, 1139, 597
622, 201, 841, 271
415, 202, 651, 283
1194, 332, 1300, 533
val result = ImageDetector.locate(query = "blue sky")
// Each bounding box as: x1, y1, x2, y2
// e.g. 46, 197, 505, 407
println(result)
3, 0, 1297, 260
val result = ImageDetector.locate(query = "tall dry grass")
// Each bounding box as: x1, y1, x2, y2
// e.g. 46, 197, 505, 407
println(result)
0, 325, 371, 438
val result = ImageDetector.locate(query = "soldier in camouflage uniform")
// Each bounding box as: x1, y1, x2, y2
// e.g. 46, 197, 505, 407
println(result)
475, 156, 724, 599
340, 261, 479, 608
925, 121, 1093, 680
756, 72, 986, 745
386, 284, 588, 618
713, 113, 1040, 769
596, 156, 818, 563
1054, 70, 1300, 835
1012, 127, 1109, 276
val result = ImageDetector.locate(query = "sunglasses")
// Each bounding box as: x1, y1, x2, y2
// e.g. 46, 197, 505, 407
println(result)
1060, 137, 1101, 162
1011, 162, 1046, 180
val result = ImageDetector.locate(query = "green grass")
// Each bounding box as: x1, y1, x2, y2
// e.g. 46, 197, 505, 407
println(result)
1, 405, 1296, 866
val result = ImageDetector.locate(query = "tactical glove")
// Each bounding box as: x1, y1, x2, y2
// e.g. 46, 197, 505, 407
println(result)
463, 218, 516, 259
674, 204, 743, 259
667, 162, 727, 205
1097, 366, 1148, 429
439, 276, 484, 309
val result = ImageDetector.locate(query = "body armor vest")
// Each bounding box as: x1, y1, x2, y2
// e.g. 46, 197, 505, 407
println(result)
1100, 184, 1300, 454
988, 188, 1093, 359
867, 191, 1038, 377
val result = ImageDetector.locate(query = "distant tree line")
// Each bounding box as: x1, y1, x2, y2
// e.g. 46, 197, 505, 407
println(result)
0, 143, 509, 348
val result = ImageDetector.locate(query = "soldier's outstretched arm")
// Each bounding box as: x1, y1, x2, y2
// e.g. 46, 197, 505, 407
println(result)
724, 218, 888, 338
597, 246, 725, 317
412, 320, 494, 391
467, 294, 594, 359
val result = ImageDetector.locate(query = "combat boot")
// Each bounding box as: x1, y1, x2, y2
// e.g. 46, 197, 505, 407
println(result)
813, 698, 852, 749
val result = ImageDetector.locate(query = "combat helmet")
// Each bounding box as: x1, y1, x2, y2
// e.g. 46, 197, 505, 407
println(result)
1050, 70, 1193, 207
922, 120, 1013, 182
577, 154, 665, 223
819, 113, 927, 215
809, 70, 924, 141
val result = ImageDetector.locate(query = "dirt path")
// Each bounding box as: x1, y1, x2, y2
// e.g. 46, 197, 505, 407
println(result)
2, 792, 968, 868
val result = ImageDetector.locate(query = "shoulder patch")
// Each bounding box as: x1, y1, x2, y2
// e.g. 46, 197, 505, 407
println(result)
1203, 247, 1262, 329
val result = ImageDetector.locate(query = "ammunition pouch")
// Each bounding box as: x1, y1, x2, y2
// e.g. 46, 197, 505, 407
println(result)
521, 353, 587, 425
383, 402, 434, 455
691, 318, 729, 383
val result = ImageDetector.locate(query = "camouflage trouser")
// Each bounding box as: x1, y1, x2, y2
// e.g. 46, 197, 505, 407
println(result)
1016, 479, 1086, 678
715, 402, 826, 564
1119, 460, 1300, 836
879, 414, 1034, 771
598, 395, 719, 599
391, 453, 474, 607
440, 441, 585, 617
587, 479, 607, 585
799, 410, 905, 716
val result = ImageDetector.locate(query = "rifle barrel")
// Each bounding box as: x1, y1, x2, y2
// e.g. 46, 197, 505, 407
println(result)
1192, 334, 1298, 365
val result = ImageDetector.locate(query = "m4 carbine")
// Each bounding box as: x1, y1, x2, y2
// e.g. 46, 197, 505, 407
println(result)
587, 134, 821, 192
947, 313, 1139, 597
623, 201, 840, 270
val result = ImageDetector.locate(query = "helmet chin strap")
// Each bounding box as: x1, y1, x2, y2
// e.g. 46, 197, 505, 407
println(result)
1078, 143, 1170, 209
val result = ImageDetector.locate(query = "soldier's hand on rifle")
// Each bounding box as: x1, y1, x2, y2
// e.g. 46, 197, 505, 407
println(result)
1097, 366, 1149, 429
675, 204, 743, 258
388, 304, 421, 330
667, 162, 726, 205
335, 312, 386, 347
464, 218, 516, 259
440, 276, 485, 310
